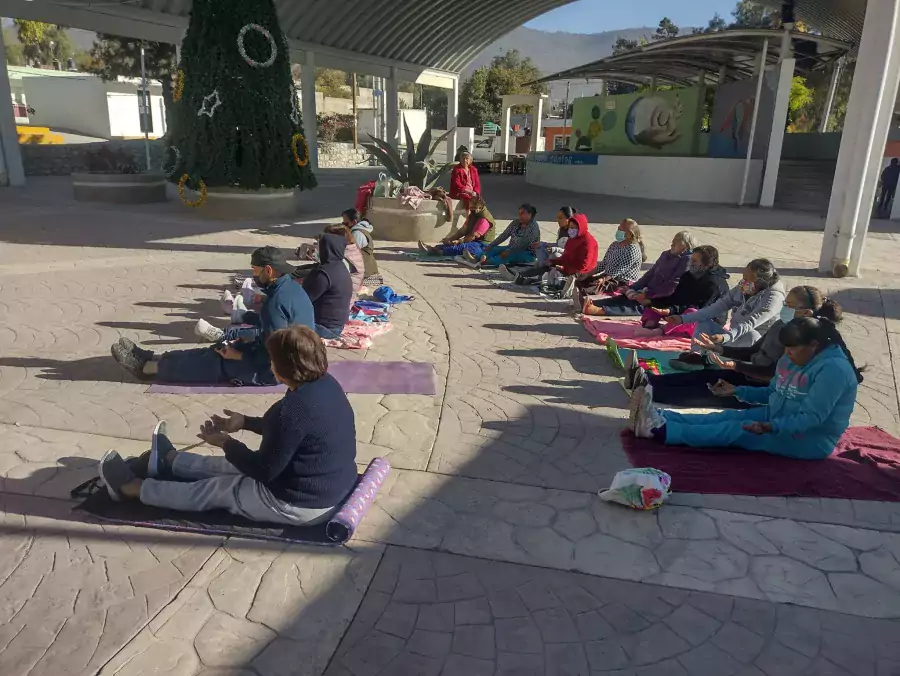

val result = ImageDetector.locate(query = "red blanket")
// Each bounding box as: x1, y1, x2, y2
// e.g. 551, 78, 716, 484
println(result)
621, 426, 900, 501
583, 318, 692, 351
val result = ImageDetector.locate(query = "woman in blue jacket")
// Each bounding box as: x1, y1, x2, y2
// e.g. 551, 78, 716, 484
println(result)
630, 316, 864, 459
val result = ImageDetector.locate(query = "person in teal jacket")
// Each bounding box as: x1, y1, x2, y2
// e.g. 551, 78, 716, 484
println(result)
630, 316, 864, 459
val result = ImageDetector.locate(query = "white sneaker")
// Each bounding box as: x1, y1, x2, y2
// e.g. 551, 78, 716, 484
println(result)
231, 295, 248, 324
455, 255, 479, 269
195, 319, 225, 343
498, 264, 518, 282
562, 275, 577, 300
220, 290, 235, 315
632, 385, 665, 438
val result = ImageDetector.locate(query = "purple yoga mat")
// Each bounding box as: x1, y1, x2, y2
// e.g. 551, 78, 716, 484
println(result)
148, 361, 436, 395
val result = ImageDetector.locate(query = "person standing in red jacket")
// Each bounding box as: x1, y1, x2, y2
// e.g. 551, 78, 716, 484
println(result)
499, 213, 598, 285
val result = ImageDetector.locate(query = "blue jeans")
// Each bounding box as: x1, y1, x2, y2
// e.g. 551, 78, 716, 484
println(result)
482, 245, 536, 267
662, 408, 835, 459
691, 319, 761, 352
316, 323, 344, 339
441, 241, 485, 257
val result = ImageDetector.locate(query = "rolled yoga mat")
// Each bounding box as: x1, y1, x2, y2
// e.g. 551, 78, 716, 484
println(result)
148, 361, 436, 395
74, 457, 392, 546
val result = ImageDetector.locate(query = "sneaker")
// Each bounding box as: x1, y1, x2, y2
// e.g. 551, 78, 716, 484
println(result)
670, 352, 705, 372
221, 290, 235, 315
111, 341, 150, 381
498, 264, 518, 282
98, 450, 137, 502
231, 295, 248, 324
573, 286, 585, 313
116, 337, 154, 363
462, 249, 478, 264
454, 255, 479, 269
417, 240, 429, 253
631, 386, 665, 438
148, 421, 176, 479
629, 365, 649, 392
195, 319, 225, 343
561, 275, 576, 300
232, 274, 247, 289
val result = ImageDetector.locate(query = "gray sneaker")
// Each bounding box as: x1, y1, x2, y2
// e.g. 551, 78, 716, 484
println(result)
117, 337, 154, 363
111, 341, 150, 381
148, 421, 176, 478
98, 450, 137, 501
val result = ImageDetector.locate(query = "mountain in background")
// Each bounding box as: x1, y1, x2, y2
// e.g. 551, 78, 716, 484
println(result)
462, 25, 666, 102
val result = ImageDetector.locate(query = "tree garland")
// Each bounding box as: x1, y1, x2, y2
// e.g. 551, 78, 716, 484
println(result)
178, 173, 207, 207
161, 146, 182, 179
237, 23, 277, 68
291, 133, 310, 167
173, 70, 185, 102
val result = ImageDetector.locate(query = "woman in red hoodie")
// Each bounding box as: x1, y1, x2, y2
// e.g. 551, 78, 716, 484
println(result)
499, 213, 598, 286
449, 152, 482, 209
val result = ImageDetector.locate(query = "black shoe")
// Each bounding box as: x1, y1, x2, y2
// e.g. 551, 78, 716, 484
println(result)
98, 450, 137, 502
148, 421, 176, 478
117, 337, 154, 363
111, 341, 150, 381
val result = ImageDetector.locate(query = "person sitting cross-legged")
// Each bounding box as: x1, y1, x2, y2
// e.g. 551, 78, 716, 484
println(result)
302, 234, 354, 340
499, 212, 598, 286
98, 326, 359, 525
111, 246, 314, 386
467, 203, 541, 267
418, 195, 496, 259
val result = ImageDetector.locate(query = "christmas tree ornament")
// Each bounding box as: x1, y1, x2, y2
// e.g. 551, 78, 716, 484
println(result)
291, 133, 310, 167
178, 173, 207, 207
197, 90, 222, 118
237, 23, 277, 68
173, 69, 185, 102
161, 146, 182, 178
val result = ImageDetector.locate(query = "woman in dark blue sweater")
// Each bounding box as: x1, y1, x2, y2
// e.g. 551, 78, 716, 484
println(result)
98, 326, 358, 525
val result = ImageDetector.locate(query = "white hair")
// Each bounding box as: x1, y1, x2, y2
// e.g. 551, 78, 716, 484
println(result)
673, 230, 698, 251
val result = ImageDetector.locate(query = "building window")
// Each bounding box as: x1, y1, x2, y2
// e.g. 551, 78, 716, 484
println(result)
554, 135, 570, 150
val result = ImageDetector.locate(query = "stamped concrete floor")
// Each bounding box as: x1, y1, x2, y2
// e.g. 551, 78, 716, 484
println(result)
0, 172, 898, 676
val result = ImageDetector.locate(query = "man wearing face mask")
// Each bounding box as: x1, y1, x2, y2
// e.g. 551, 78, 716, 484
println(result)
500, 213, 598, 286
111, 246, 315, 386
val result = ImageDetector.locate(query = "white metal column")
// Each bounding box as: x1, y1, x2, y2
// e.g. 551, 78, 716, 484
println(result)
739, 40, 768, 206
300, 51, 319, 170
445, 77, 459, 163
386, 67, 399, 147
0, 27, 25, 187
530, 96, 544, 153
819, 58, 843, 133
502, 106, 512, 158
819, 0, 900, 276
759, 57, 796, 207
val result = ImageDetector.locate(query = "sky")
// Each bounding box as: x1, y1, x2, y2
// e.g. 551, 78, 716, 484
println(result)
525, 0, 737, 33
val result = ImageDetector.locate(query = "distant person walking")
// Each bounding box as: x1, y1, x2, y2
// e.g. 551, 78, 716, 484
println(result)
879, 158, 900, 214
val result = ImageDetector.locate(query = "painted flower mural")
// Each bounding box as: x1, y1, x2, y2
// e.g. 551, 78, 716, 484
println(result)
625, 94, 684, 149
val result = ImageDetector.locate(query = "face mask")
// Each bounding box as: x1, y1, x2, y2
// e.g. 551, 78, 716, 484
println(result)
779, 307, 797, 323
688, 263, 705, 277
567, 228, 578, 238
253, 274, 267, 288
615, 230, 627, 242
739, 279, 755, 295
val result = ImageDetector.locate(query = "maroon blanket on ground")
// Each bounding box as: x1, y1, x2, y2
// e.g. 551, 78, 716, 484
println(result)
621, 426, 900, 502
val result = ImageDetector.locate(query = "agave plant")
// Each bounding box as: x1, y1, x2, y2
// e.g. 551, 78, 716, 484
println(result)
362, 120, 455, 190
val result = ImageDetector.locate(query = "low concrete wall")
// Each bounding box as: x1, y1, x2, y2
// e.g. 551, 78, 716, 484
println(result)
318, 142, 374, 168
526, 153, 763, 205
782, 133, 842, 161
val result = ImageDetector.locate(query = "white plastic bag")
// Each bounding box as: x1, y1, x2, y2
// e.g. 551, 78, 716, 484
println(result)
598, 468, 672, 510
372, 172, 390, 198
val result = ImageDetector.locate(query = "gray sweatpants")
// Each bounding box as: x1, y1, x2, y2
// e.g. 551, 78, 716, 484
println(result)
139, 452, 339, 526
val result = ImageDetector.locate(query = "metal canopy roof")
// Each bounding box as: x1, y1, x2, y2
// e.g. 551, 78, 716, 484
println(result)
531, 29, 852, 88
0, 0, 867, 78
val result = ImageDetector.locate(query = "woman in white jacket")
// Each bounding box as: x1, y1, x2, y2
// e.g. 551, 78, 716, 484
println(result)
664, 258, 786, 371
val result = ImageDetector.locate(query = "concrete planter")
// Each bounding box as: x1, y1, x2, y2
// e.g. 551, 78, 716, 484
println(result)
167, 184, 299, 220
367, 196, 456, 242
72, 172, 168, 203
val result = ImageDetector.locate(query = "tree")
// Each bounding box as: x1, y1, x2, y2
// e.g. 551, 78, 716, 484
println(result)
164, 0, 316, 192
3, 30, 25, 66
654, 17, 679, 41
458, 49, 545, 129
90, 35, 177, 129
695, 13, 727, 34
315, 68, 350, 98
421, 85, 448, 129
11, 21, 85, 67
730, 1, 777, 28
607, 36, 640, 95
13, 20, 46, 64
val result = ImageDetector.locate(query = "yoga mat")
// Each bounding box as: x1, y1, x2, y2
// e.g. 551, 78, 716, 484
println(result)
621, 426, 900, 502
404, 251, 457, 262
148, 361, 436, 395
75, 458, 391, 546
584, 317, 692, 351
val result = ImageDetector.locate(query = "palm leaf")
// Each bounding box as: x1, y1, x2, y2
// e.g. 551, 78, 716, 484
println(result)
416, 127, 433, 163
425, 161, 454, 190
403, 118, 416, 170
428, 127, 456, 161
361, 142, 406, 181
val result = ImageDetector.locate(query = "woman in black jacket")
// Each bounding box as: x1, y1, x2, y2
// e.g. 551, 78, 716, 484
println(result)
302, 234, 354, 339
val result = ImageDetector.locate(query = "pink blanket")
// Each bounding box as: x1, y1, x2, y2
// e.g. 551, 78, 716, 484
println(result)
582, 317, 692, 351
324, 320, 393, 350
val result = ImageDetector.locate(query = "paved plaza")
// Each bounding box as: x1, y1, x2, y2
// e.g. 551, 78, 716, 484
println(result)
0, 170, 899, 676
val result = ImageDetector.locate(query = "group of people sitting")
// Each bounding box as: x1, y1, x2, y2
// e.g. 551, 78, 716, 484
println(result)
110, 208, 382, 387
422, 193, 864, 462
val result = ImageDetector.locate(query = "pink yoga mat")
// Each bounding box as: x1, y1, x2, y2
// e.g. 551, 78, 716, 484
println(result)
583, 318, 692, 351
148, 361, 436, 396
622, 426, 900, 502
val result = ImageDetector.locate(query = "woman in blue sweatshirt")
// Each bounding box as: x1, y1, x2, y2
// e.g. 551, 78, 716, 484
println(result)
630, 316, 864, 459
98, 326, 358, 525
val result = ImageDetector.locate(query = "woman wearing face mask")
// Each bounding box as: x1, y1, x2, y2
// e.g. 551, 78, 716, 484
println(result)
665, 258, 786, 371
500, 212, 598, 285
418, 195, 496, 259
576, 219, 647, 295
467, 203, 541, 267
629, 286, 842, 407
629, 315, 864, 460
582, 231, 696, 316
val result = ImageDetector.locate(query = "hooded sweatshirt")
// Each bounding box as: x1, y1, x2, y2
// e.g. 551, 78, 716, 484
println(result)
685, 279, 786, 344
632, 249, 692, 298
302, 234, 354, 332
551, 214, 599, 275
733, 345, 858, 459
350, 220, 379, 277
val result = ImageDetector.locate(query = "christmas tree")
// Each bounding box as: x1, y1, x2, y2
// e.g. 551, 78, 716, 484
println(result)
163, 0, 316, 203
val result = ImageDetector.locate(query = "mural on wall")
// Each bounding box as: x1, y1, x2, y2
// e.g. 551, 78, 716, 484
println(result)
569, 87, 700, 156
708, 73, 777, 159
